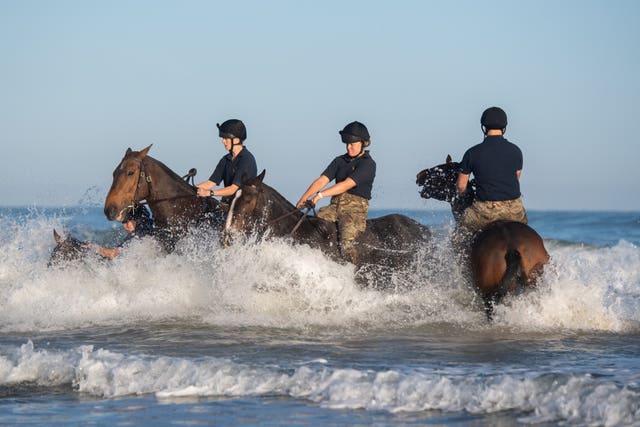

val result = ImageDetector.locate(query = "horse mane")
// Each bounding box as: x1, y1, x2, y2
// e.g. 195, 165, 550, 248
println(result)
259, 181, 297, 212
143, 155, 195, 194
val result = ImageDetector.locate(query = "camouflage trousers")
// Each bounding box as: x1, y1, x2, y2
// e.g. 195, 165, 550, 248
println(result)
461, 197, 528, 236
317, 192, 369, 265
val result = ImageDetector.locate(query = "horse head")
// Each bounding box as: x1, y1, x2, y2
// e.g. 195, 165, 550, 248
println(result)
416, 155, 461, 202
48, 229, 90, 266
416, 155, 475, 219
104, 145, 153, 222
224, 170, 267, 241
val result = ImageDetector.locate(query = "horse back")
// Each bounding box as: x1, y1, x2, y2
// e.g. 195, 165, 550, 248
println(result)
363, 214, 431, 249
470, 220, 549, 297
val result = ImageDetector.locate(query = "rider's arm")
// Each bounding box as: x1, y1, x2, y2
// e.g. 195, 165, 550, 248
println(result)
297, 175, 330, 208
213, 184, 240, 198
91, 245, 121, 259
456, 173, 470, 195
310, 178, 356, 205
196, 180, 217, 197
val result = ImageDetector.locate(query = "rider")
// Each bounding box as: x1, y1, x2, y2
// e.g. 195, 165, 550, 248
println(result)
95, 205, 155, 259
196, 119, 257, 205
456, 106, 528, 236
296, 121, 376, 265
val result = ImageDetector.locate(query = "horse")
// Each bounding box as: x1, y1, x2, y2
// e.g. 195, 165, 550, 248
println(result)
224, 170, 432, 288
48, 229, 92, 266
416, 155, 549, 316
103, 145, 225, 250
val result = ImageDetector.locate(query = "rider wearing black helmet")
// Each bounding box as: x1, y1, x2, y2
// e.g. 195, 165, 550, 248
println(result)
456, 106, 528, 235
196, 119, 258, 204
296, 121, 377, 265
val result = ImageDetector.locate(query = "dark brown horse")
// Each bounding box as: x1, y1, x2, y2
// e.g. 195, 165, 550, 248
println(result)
104, 145, 224, 250
224, 171, 431, 287
48, 229, 92, 266
416, 155, 549, 315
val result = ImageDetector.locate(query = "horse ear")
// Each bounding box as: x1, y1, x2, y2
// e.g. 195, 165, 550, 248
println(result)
257, 169, 266, 183
137, 144, 153, 160
126, 148, 133, 156
53, 229, 62, 244
446, 155, 452, 163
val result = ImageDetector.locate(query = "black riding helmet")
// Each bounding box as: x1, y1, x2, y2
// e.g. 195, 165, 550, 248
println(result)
339, 121, 371, 147
217, 119, 247, 142
480, 107, 508, 131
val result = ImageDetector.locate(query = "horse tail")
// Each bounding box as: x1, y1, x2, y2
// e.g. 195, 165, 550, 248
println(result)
484, 247, 524, 319
498, 248, 524, 299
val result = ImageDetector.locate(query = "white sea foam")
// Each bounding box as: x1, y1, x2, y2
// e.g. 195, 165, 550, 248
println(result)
0, 216, 639, 333
0, 341, 637, 426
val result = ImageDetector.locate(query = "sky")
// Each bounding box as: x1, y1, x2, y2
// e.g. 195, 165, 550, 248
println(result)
1, 0, 639, 211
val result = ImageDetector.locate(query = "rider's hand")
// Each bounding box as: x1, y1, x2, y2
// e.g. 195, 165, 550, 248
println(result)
296, 199, 306, 209
197, 187, 211, 197
311, 192, 324, 206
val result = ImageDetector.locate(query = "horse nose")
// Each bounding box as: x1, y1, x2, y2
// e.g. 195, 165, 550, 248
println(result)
104, 204, 119, 221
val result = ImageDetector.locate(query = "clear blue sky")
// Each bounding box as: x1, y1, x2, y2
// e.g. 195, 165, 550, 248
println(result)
1, 0, 639, 210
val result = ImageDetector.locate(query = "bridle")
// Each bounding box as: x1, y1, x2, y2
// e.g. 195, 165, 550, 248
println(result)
123, 156, 198, 213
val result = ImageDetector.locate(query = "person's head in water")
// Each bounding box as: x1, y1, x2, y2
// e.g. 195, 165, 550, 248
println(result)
480, 107, 508, 135
339, 121, 370, 158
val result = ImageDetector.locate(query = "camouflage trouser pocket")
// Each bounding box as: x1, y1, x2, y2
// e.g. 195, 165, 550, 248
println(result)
462, 197, 528, 234
317, 193, 368, 252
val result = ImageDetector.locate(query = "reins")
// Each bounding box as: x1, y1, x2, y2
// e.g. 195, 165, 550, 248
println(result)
266, 201, 317, 235
290, 206, 315, 235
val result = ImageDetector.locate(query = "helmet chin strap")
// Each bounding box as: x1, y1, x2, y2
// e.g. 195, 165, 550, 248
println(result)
229, 139, 243, 156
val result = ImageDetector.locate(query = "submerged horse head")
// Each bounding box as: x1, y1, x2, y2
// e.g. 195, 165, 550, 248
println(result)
104, 145, 153, 222
48, 229, 91, 266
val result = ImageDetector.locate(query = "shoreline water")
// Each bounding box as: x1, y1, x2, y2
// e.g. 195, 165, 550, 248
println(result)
1, 207, 639, 425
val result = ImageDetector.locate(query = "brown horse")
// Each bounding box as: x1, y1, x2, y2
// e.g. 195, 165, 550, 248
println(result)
104, 145, 224, 250
416, 155, 549, 316
224, 170, 432, 288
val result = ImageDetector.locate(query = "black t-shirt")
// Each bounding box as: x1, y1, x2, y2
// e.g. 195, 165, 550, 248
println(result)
208, 147, 258, 187
321, 151, 376, 200
459, 136, 523, 201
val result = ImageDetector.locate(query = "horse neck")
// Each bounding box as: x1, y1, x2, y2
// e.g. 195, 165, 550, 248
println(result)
141, 157, 200, 226
450, 186, 475, 224
261, 184, 303, 228
143, 157, 194, 199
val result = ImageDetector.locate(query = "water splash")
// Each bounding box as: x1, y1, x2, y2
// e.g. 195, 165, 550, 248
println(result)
0, 214, 639, 333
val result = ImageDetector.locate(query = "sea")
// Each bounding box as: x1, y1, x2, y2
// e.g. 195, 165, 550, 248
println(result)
0, 206, 639, 426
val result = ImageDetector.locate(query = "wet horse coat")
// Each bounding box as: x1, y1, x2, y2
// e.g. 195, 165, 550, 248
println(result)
48, 229, 92, 266
417, 156, 549, 313
225, 171, 431, 286
104, 145, 225, 250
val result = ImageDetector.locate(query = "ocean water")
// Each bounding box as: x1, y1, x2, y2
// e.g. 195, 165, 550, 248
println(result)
0, 207, 639, 426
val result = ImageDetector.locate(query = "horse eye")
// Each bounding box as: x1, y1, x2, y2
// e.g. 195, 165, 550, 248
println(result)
127, 170, 135, 177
